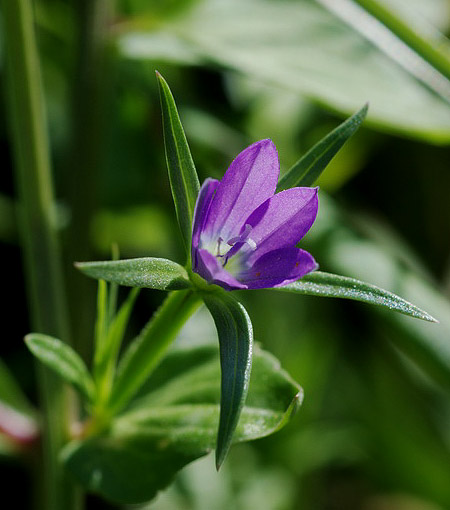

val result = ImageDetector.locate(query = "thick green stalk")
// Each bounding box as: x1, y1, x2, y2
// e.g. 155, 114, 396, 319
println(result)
107, 290, 202, 416
2, 1, 80, 508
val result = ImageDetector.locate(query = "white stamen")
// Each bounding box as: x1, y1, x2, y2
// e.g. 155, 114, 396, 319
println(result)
246, 238, 257, 250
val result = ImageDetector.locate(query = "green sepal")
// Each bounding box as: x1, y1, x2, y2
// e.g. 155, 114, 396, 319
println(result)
25, 334, 96, 402
75, 257, 192, 290
277, 104, 368, 191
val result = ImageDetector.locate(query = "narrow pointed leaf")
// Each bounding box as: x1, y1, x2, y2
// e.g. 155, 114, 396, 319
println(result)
276, 271, 437, 322
203, 292, 253, 469
25, 334, 95, 402
156, 72, 200, 253
277, 104, 368, 192
94, 288, 140, 395
75, 257, 192, 290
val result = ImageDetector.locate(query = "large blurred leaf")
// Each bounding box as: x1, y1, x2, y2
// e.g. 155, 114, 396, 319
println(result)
119, 0, 450, 143
62, 343, 302, 504
202, 292, 253, 469
76, 257, 192, 290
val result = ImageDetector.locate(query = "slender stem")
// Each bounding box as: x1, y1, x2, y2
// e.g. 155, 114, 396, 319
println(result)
107, 290, 202, 416
2, 1, 81, 508
318, 0, 450, 102
352, 0, 450, 81
66, 0, 112, 361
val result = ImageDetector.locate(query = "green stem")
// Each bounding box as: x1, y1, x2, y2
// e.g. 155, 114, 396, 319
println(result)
352, 0, 450, 81
66, 0, 112, 361
2, 1, 81, 508
107, 290, 202, 416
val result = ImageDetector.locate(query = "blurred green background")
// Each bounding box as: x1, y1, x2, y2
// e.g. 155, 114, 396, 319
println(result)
1, 0, 450, 508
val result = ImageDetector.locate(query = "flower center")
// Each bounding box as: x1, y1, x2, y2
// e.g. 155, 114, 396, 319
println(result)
199, 224, 257, 277
218, 223, 256, 270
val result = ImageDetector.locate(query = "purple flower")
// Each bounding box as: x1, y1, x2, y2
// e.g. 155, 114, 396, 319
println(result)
191, 139, 319, 291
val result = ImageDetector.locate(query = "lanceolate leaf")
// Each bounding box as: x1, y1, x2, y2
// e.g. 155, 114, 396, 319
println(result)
156, 72, 200, 253
25, 334, 95, 402
276, 104, 368, 191
75, 258, 192, 290
276, 271, 437, 322
94, 288, 140, 396
202, 292, 253, 469
62, 343, 301, 504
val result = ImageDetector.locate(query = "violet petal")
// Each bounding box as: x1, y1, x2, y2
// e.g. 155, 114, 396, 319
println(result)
191, 178, 220, 269
196, 249, 248, 291
204, 139, 279, 242
239, 247, 318, 289
244, 187, 319, 264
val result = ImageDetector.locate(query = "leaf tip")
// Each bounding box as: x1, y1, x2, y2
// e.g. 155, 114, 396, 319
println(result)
423, 313, 439, 324
155, 70, 167, 88
407, 302, 438, 323
215, 449, 226, 472
355, 103, 369, 124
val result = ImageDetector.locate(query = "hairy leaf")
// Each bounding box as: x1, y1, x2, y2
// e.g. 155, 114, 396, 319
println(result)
276, 271, 437, 322
25, 334, 95, 402
76, 258, 192, 290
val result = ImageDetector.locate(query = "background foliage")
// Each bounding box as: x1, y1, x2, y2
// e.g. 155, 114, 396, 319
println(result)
1, 0, 450, 508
